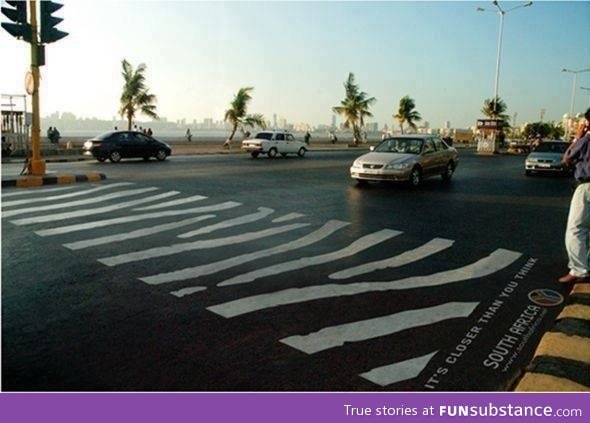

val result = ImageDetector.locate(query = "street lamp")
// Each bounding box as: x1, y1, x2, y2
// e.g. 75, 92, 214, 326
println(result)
477, 1, 533, 114
562, 68, 590, 138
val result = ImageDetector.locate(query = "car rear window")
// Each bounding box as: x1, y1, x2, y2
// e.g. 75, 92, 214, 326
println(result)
255, 132, 273, 140
95, 131, 115, 140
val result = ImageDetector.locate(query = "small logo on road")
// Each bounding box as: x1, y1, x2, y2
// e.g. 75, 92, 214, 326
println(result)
528, 289, 564, 307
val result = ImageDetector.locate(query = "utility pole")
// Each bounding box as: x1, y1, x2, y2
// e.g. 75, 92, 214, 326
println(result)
28, 0, 44, 175
1, 0, 68, 176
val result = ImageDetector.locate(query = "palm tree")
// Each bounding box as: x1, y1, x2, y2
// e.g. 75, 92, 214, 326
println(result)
394, 96, 421, 134
119, 59, 158, 130
332, 73, 376, 145
223, 87, 266, 147
481, 97, 509, 122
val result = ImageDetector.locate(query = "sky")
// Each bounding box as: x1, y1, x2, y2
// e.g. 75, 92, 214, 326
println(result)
1, 0, 589, 129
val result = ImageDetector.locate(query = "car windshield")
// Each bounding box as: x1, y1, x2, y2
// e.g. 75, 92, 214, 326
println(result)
255, 132, 273, 140
534, 142, 568, 153
374, 138, 423, 154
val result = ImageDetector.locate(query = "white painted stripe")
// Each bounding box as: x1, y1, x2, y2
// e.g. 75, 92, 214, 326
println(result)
360, 351, 438, 386
329, 238, 454, 280
133, 195, 207, 211
280, 302, 478, 354
34, 201, 241, 236
10, 190, 179, 225
272, 213, 305, 223
98, 223, 310, 267
1, 185, 79, 198
63, 215, 216, 250
217, 229, 402, 287
170, 286, 207, 297
2, 182, 134, 207
178, 207, 274, 238
3, 187, 159, 217
207, 249, 522, 318
142, 220, 349, 286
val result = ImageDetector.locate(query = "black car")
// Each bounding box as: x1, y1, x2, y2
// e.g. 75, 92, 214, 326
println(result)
83, 131, 171, 162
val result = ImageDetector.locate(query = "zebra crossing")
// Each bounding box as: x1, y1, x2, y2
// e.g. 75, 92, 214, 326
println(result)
1, 181, 524, 388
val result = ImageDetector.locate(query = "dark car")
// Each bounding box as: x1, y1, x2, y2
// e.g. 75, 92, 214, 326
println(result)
83, 131, 171, 163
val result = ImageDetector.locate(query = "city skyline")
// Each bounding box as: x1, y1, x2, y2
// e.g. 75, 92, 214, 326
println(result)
2, 1, 590, 130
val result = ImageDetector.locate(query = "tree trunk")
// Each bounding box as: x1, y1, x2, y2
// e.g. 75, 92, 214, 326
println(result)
127, 110, 133, 131
224, 124, 238, 147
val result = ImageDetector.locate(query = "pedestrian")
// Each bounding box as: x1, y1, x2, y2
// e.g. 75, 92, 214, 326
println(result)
559, 107, 590, 283
330, 132, 337, 144
2, 135, 12, 157
304, 131, 311, 145
49, 127, 60, 144
147, 128, 153, 137
186, 128, 192, 142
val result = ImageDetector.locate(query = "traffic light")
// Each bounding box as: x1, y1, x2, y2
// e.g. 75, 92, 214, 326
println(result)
1, 0, 32, 42
40, 1, 68, 44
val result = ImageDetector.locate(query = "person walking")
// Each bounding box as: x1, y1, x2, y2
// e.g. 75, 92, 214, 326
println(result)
559, 107, 590, 283
186, 128, 192, 142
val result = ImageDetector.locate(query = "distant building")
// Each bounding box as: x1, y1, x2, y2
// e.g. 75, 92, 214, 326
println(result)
364, 122, 379, 133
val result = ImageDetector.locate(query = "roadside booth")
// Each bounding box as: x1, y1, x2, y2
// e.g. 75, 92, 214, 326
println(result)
476, 119, 504, 155
1, 94, 31, 156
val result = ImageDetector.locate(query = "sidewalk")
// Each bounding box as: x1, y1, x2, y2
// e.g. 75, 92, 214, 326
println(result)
514, 282, 590, 391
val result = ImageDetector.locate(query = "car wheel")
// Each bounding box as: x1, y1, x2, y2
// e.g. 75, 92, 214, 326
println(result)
355, 179, 368, 186
441, 161, 454, 181
156, 149, 167, 161
281, 153, 287, 157
297, 147, 306, 157
109, 151, 121, 163
525, 170, 532, 176
268, 148, 277, 158
96, 156, 106, 163
409, 167, 422, 187
251, 152, 259, 158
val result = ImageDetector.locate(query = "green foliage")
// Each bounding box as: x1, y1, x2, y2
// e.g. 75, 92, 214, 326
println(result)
523, 121, 564, 140
481, 97, 509, 123
332, 73, 376, 144
119, 59, 159, 130
394, 96, 422, 134
224, 87, 266, 143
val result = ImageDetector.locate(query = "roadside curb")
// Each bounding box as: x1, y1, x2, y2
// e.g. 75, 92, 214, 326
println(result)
514, 283, 590, 391
2, 172, 106, 188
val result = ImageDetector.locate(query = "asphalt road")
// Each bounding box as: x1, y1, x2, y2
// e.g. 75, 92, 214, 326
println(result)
1, 150, 575, 391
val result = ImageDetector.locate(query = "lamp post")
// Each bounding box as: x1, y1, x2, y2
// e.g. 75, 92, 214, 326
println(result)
562, 68, 590, 139
477, 1, 533, 114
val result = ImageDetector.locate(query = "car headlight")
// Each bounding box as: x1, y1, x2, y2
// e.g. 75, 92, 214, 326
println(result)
352, 160, 362, 168
83, 141, 93, 149
385, 162, 411, 170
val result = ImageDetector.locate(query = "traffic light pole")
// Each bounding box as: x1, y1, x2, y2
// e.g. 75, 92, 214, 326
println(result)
27, 0, 45, 176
